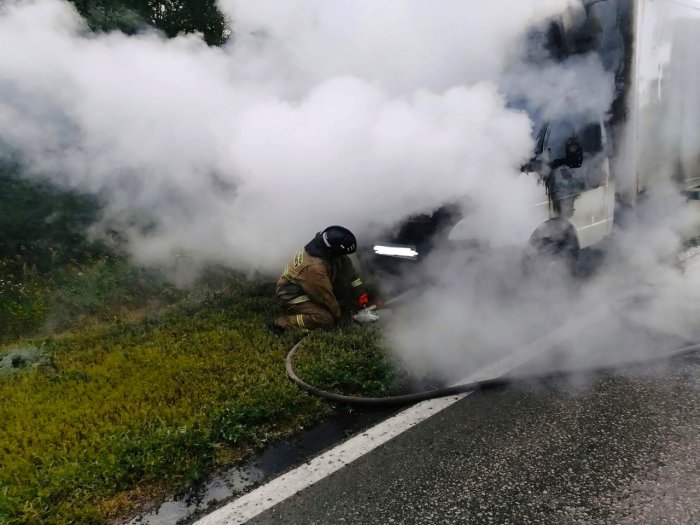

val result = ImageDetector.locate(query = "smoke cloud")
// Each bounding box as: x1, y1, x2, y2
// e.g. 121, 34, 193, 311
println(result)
389, 189, 700, 384
0, 0, 584, 273
381, 0, 700, 382
3, 0, 700, 380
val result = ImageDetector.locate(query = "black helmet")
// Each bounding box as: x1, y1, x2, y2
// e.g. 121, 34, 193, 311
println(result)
308, 226, 357, 258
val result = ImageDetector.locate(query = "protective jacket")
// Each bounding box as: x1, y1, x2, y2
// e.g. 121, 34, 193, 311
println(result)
275, 248, 366, 330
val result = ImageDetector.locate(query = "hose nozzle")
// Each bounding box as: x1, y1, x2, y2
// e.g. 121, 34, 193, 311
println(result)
352, 305, 380, 324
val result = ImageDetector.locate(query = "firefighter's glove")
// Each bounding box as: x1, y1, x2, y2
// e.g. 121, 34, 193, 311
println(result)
352, 305, 379, 324
358, 293, 370, 309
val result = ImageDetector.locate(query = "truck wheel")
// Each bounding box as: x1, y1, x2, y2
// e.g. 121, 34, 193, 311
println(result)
524, 218, 580, 275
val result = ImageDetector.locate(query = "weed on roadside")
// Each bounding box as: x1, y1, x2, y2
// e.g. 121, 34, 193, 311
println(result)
0, 282, 400, 524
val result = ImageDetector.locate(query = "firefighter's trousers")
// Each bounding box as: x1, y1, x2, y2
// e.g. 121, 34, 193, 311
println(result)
275, 301, 335, 331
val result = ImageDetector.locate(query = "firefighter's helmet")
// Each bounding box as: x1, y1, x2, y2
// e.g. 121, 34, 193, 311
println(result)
314, 226, 357, 257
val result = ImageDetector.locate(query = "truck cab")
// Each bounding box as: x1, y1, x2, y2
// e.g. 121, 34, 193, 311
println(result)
528, 118, 615, 250
366, 0, 700, 279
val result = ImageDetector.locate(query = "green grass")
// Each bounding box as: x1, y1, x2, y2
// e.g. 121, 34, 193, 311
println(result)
0, 40, 403, 525
294, 326, 409, 397
0, 282, 399, 524
0, 256, 182, 342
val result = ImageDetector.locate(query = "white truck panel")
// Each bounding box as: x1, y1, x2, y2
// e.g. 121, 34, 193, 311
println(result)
634, 0, 700, 193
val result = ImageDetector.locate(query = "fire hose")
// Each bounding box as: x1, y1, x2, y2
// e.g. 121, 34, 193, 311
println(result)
286, 339, 700, 407
285, 292, 700, 407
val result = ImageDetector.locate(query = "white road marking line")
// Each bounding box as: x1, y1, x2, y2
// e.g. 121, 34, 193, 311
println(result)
195, 306, 614, 525
193, 394, 467, 525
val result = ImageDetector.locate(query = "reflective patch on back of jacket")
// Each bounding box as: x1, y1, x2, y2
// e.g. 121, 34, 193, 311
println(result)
294, 250, 304, 268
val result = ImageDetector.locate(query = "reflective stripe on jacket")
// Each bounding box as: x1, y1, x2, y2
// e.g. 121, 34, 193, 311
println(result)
275, 249, 365, 321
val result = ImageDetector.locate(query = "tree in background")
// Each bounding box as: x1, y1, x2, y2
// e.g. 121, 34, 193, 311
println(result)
68, 0, 229, 46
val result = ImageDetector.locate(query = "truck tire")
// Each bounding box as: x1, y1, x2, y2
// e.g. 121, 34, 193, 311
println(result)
524, 218, 580, 275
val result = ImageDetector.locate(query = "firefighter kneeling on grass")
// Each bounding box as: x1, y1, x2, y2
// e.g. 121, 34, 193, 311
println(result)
268, 226, 370, 335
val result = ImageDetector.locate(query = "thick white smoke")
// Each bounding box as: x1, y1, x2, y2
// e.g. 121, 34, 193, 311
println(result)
388, 188, 700, 384
0, 0, 575, 272
5, 0, 700, 381
380, 0, 700, 382
220, 0, 569, 95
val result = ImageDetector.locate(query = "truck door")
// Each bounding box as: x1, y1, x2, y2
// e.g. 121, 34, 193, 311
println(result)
544, 120, 614, 248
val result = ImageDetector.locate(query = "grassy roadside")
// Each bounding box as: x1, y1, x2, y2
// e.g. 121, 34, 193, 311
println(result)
0, 163, 403, 523
0, 279, 398, 524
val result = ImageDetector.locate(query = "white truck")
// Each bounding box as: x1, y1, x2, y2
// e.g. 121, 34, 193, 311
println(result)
370, 0, 700, 273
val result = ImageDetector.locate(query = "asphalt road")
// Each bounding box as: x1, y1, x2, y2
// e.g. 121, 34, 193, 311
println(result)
248, 355, 700, 524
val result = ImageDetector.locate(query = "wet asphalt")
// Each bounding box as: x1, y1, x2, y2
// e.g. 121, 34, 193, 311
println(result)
248, 355, 700, 524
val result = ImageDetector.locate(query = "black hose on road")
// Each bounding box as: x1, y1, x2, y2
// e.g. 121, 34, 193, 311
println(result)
285, 339, 700, 407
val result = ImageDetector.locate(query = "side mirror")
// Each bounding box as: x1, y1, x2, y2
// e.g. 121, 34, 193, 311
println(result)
564, 138, 584, 168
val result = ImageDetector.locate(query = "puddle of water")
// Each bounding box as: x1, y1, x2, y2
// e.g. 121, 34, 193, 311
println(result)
129, 408, 396, 525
